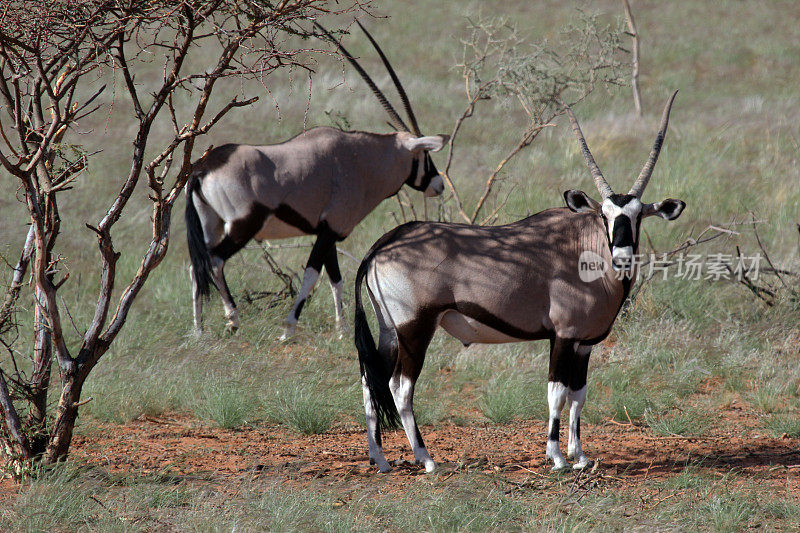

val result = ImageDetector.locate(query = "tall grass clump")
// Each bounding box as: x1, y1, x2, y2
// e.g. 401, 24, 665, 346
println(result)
263, 381, 338, 435
643, 407, 712, 437
0, 464, 100, 531
194, 377, 253, 429
763, 414, 800, 437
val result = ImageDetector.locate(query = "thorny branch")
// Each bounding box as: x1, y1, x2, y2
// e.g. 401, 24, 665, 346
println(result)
440, 13, 627, 224
629, 218, 799, 308
0, 0, 370, 475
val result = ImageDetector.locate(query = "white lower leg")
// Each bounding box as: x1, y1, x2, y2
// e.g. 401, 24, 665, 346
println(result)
362, 376, 391, 472
546, 381, 569, 470
391, 374, 435, 473
567, 385, 591, 469
329, 279, 346, 332
281, 266, 319, 339
190, 266, 203, 335
223, 306, 239, 330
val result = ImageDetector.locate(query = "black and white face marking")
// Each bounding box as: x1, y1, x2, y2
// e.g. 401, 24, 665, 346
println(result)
565, 189, 686, 274
600, 194, 643, 272
406, 151, 444, 196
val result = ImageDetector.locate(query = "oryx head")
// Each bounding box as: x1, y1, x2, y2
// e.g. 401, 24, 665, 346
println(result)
563, 91, 686, 273
317, 20, 448, 197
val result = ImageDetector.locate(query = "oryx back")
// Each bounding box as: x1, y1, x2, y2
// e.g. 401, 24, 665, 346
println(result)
194, 128, 413, 247
365, 209, 626, 346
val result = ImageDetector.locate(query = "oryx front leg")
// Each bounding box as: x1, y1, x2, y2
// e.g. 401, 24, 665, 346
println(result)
281, 228, 336, 340
566, 384, 590, 469
210, 256, 239, 332
567, 344, 592, 469
546, 336, 579, 471
323, 245, 347, 338
546, 381, 569, 470
362, 375, 391, 473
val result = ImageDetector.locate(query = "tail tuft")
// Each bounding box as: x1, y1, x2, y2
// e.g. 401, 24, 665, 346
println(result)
185, 175, 216, 298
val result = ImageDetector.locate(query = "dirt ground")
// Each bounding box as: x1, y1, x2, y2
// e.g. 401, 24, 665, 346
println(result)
2, 396, 798, 505
57, 406, 798, 493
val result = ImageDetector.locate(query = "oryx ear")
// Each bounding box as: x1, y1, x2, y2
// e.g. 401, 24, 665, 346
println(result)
564, 190, 601, 213
401, 134, 450, 153
643, 198, 686, 220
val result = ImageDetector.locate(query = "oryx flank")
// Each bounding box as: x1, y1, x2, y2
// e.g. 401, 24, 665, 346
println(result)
185, 21, 448, 338
354, 92, 686, 473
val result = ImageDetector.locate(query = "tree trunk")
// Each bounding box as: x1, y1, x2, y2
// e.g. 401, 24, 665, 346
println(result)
44, 373, 84, 464
29, 286, 53, 457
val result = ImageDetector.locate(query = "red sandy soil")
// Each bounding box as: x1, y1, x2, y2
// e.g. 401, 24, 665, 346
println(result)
3, 396, 799, 500
77, 408, 800, 488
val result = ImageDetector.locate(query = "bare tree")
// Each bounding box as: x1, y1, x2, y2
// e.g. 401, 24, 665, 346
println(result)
440, 13, 628, 225
0, 0, 366, 478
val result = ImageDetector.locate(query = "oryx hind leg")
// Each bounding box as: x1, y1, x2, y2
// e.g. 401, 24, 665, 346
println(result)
189, 265, 203, 336
362, 376, 391, 472
567, 344, 592, 470
210, 256, 239, 332
323, 245, 347, 337
362, 287, 399, 472
281, 226, 337, 340
390, 323, 436, 473
189, 201, 226, 335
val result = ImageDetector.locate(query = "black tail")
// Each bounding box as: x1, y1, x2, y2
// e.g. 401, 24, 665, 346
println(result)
354, 237, 402, 431
185, 174, 215, 298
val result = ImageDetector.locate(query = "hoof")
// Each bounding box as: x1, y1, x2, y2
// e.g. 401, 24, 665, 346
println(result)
280, 322, 297, 341
372, 458, 392, 473
423, 461, 437, 474
225, 322, 239, 334
335, 320, 351, 340
551, 464, 572, 473
572, 458, 593, 470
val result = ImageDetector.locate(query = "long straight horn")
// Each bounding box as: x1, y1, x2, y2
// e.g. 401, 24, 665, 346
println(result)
629, 90, 679, 198
314, 21, 410, 132
356, 20, 422, 136
565, 106, 614, 199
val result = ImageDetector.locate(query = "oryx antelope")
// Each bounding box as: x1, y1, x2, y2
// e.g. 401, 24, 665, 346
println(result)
354, 92, 686, 473
185, 22, 448, 338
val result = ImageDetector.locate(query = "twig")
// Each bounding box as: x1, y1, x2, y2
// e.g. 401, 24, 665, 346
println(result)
470, 123, 555, 224
650, 491, 683, 509
75, 396, 93, 407
624, 406, 634, 425
643, 457, 655, 480
259, 244, 297, 298
750, 213, 797, 298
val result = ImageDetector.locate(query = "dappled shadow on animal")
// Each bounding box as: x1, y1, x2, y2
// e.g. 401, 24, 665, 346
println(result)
355, 91, 686, 474
185, 21, 449, 340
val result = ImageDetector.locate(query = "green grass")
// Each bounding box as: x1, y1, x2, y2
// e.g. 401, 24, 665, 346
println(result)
747, 382, 786, 414
195, 376, 254, 429
763, 414, 800, 438
262, 381, 339, 435
643, 407, 712, 437
479, 372, 545, 424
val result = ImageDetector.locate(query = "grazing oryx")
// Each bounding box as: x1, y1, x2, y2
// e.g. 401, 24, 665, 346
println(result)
185, 21, 448, 339
354, 92, 686, 473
